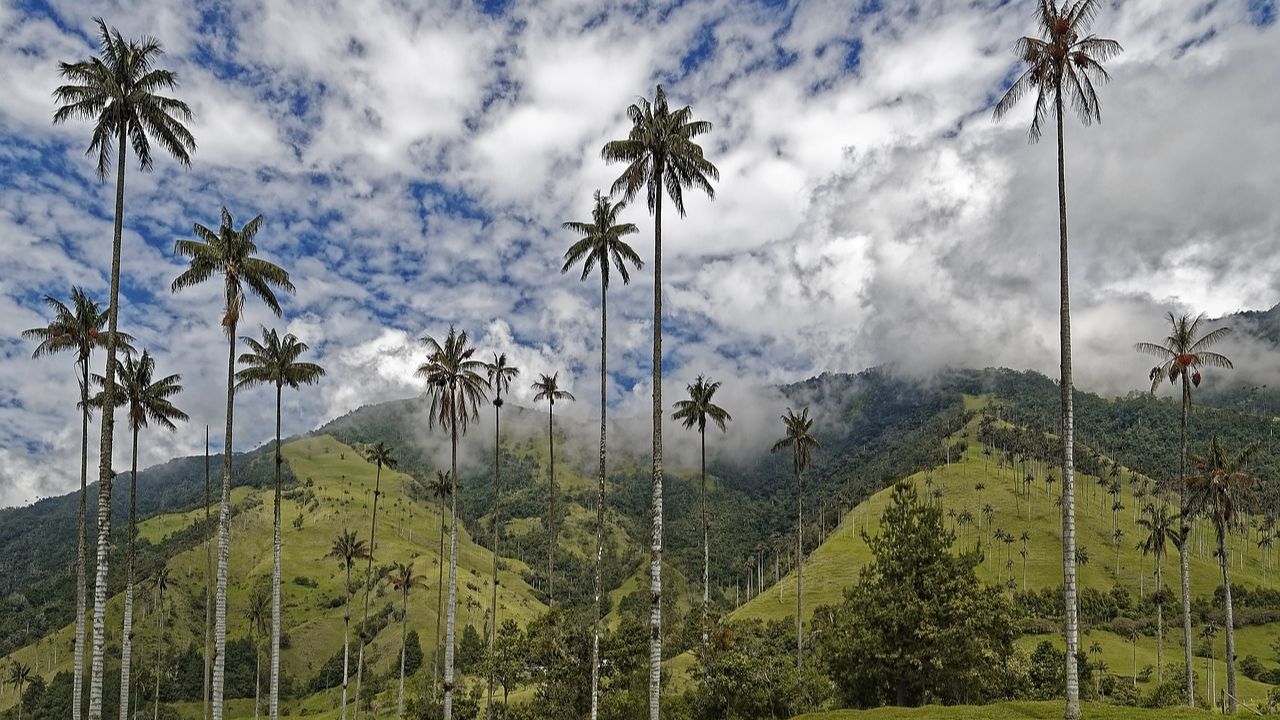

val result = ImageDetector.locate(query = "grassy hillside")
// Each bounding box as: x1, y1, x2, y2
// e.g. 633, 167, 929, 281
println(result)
795, 701, 1214, 719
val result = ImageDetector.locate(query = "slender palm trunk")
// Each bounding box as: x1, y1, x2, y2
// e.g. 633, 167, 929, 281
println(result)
590, 280, 608, 720
74, 356, 90, 720
270, 386, 283, 720
154, 594, 165, 720
795, 469, 804, 670
488, 397, 502, 720
341, 564, 352, 720
648, 168, 665, 720
398, 590, 408, 720
88, 125, 127, 720
433, 500, 446, 697
253, 636, 260, 720
353, 462, 384, 719
1175, 373, 1196, 706
211, 319, 238, 720
547, 400, 556, 605
1220, 530, 1238, 712
1156, 559, 1164, 683
443, 401, 460, 720
1055, 92, 1082, 720
118, 427, 140, 720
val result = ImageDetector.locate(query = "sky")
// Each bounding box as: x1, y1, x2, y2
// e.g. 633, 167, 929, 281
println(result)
1, 0, 1278, 508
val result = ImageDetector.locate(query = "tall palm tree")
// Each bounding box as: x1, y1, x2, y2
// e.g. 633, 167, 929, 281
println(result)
235, 328, 324, 720
993, 4, 1121, 716
1186, 436, 1260, 713
562, 188, 643, 720
172, 207, 293, 720
390, 562, 427, 720
532, 372, 574, 604
603, 84, 718, 720
1137, 502, 1177, 683
9, 662, 31, 720
483, 353, 519, 720
425, 470, 452, 697
91, 350, 186, 720
352, 442, 396, 719
770, 407, 820, 670
1136, 311, 1232, 705
244, 586, 270, 720
22, 288, 127, 720
152, 566, 171, 720
416, 326, 488, 720
672, 375, 731, 651
53, 22, 194, 717
327, 530, 370, 720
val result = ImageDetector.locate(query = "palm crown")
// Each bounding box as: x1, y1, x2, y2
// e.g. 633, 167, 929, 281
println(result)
485, 353, 520, 407
532, 372, 574, 406
235, 327, 326, 392
52, 17, 196, 178
23, 288, 133, 369
561, 191, 643, 288
171, 207, 295, 331
416, 326, 488, 433
1136, 503, 1179, 556
1185, 436, 1260, 541
92, 349, 188, 433
361, 442, 398, 471
992, 0, 1123, 141
427, 470, 454, 502
602, 85, 719, 214
1135, 312, 1233, 393
672, 375, 732, 434
327, 530, 370, 570
771, 407, 820, 476
390, 562, 427, 595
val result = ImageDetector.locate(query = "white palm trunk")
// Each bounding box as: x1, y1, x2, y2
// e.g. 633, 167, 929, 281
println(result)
647, 175, 664, 720
590, 279, 609, 720
118, 429, 141, 720
270, 386, 283, 720
443, 402, 461, 720
341, 564, 352, 720
74, 357, 89, 720
398, 589, 408, 720
211, 320, 238, 720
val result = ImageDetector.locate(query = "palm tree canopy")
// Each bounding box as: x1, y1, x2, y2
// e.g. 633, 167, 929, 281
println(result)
171, 207, 295, 331
485, 352, 520, 405
52, 17, 196, 178
561, 190, 643, 290
361, 441, 398, 471
245, 585, 270, 638
771, 406, 820, 476
22, 287, 134, 365
327, 529, 370, 570
601, 84, 719, 216
992, 0, 1123, 141
154, 565, 171, 597
426, 470, 453, 502
532, 372, 575, 406
672, 375, 732, 434
1135, 312, 1233, 393
235, 326, 326, 392
415, 325, 488, 433
1185, 436, 1260, 542
91, 349, 188, 433
390, 562, 427, 594
1137, 503, 1179, 555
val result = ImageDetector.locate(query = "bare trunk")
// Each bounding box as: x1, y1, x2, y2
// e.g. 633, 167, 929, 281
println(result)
253, 639, 260, 720
88, 124, 127, 720
398, 590, 408, 720
270, 385, 282, 720
488, 397, 502, 720
1179, 372, 1195, 706
118, 427, 140, 720
443, 402, 460, 720
648, 169, 665, 720
547, 400, 556, 606
341, 565, 352, 720
1156, 559, 1164, 683
433, 498, 446, 697
74, 357, 89, 720
591, 279, 608, 720
211, 319, 237, 720
701, 427, 709, 651
154, 594, 165, 720
1221, 531, 1238, 712
203, 427, 212, 720
353, 461, 384, 718
796, 470, 804, 670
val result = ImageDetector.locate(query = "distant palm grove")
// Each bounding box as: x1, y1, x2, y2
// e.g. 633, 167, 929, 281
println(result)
5, 3, 1280, 720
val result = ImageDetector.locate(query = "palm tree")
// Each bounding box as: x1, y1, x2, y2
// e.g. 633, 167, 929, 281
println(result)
54, 22, 195, 717
390, 562, 427, 720
1137, 502, 1177, 683
770, 407, 820, 670
482, 353, 518, 720
22, 287, 127, 720
352, 442, 396, 719
993, 4, 1122, 716
234, 327, 323, 720
603, 84, 718, 720
672, 376, 732, 651
1136, 311, 1233, 706
416, 326, 488, 720
327, 530, 369, 720
9, 662, 31, 720
152, 566, 171, 720
531, 372, 575, 604
562, 189, 642, 720
425, 470, 452, 697
1185, 436, 1260, 713
172, 207, 292, 720
91, 350, 186, 720
244, 586, 270, 720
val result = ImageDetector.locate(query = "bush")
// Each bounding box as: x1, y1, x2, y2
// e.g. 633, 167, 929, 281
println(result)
1145, 676, 1186, 708
292, 576, 318, 588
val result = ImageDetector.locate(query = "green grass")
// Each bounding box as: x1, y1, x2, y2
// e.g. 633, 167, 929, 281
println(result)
796, 701, 1214, 719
